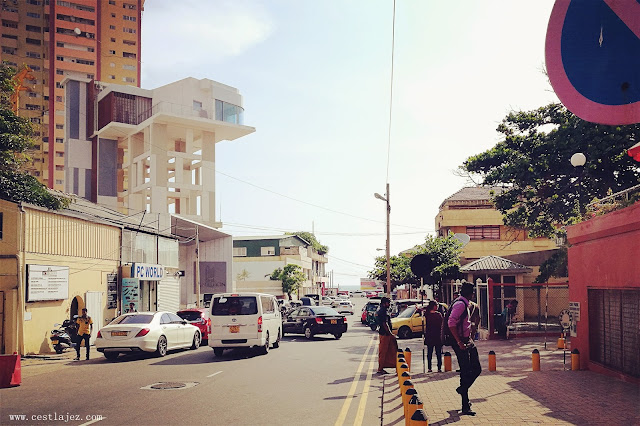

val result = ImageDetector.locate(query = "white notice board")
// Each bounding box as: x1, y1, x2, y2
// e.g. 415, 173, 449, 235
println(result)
27, 264, 69, 301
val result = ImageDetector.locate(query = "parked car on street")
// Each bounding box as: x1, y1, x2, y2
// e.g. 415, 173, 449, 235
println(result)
362, 299, 381, 330
282, 306, 347, 339
300, 297, 316, 306
96, 311, 201, 360
390, 299, 423, 318
177, 308, 211, 344
320, 296, 335, 305
209, 292, 282, 357
332, 300, 354, 315
391, 304, 427, 339
304, 294, 320, 303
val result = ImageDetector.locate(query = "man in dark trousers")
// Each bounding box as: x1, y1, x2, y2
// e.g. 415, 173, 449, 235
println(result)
75, 308, 93, 360
448, 282, 481, 416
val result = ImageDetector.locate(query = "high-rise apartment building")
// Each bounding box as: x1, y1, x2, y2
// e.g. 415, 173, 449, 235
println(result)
0, 0, 143, 190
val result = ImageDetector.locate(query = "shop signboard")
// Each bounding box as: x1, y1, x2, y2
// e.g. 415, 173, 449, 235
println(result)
27, 264, 69, 301
107, 273, 118, 309
122, 278, 139, 313
131, 263, 165, 281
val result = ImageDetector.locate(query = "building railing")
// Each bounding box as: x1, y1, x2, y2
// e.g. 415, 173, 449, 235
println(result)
136, 101, 244, 126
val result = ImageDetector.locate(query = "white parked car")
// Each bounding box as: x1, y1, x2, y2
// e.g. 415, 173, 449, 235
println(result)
320, 296, 334, 305
333, 300, 354, 315
96, 311, 201, 360
209, 292, 282, 357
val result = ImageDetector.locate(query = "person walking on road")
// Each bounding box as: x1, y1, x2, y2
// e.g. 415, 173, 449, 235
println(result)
424, 300, 443, 372
75, 308, 93, 360
448, 282, 481, 416
376, 297, 398, 374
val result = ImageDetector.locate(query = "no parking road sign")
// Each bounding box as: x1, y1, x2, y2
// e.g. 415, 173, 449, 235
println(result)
546, 0, 640, 125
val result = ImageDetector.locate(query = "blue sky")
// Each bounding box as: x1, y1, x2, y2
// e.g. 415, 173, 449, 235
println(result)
141, 1, 560, 288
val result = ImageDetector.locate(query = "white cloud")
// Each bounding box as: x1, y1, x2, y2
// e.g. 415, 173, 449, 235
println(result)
141, 0, 274, 87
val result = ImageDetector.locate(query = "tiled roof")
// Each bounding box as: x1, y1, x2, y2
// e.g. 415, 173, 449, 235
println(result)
460, 255, 532, 273
440, 186, 505, 208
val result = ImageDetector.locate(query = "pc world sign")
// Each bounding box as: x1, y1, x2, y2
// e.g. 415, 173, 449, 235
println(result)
546, 0, 640, 125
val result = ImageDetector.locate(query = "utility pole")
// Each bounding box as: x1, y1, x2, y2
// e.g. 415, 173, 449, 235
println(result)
195, 225, 201, 308
385, 183, 391, 296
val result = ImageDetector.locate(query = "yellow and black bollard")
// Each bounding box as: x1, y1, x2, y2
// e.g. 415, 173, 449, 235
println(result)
403, 387, 418, 421
443, 352, 452, 372
401, 379, 414, 401
397, 355, 406, 372
409, 408, 428, 426
532, 349, 540, 371
398, 371, 410, 393
405, 348, 412, 372
571, 348, 580, 371
557, 336, 565, 349
406, 395, 424, 426
397, 364, 409, 387
488, 350, 496, 372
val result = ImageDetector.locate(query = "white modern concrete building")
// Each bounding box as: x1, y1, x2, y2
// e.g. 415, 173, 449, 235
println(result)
63, 76, 255, 309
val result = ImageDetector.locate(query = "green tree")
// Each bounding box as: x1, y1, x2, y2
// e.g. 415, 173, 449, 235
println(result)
368, 234, 463, 293
286, 231, 329, 254
0, 64, 68, 209
461, 103, 640, 238
269, 264, 306, 300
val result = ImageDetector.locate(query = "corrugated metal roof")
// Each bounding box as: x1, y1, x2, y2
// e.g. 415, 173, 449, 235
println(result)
460, 255, 532, 273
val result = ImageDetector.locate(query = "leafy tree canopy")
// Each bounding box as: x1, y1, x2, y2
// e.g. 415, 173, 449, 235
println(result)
286, 231, 329, 254
368, 234, 463, 291
269, 264, 306, 300
0, 64, 69, 210
461, 103, 640, 238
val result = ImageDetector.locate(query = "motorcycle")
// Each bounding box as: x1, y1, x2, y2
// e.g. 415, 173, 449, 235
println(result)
50, 317, 78, 354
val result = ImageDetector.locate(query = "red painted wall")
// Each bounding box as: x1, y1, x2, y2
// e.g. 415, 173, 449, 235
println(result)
567, 202, 640, 382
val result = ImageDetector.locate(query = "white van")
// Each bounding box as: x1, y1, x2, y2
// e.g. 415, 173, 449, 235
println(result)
209, 292, 282, 357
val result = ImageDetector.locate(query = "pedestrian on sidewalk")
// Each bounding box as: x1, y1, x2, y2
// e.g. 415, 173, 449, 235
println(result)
75, 308, 93, 360
424, 301, 443, 372
448, 282, 481, 416
376, 297, 398, 374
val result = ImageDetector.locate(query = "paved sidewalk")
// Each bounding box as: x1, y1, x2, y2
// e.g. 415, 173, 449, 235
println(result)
383, 338, 640, 425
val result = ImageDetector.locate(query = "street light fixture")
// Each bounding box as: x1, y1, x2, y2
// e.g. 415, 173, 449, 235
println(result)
374, 183, 391, 296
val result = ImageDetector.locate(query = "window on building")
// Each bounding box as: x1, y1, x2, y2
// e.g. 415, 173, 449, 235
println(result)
1, 34, 17, 40
76, 59, 94, 65
26, 25, 41, 32
122, 39, 135, 46
109, 0, 115, 4
25, 104, 40, 110
27, 0, 42, 5
109, 49, 116, 55
122, 64, 135, 70
30, 117, 41, 124
122, 51, 136, 58
466, 226, 500, 240
26, 12, 41, 18
29, 65, 41, 71
261, 247, 276, 256
56, 55, 64, 61
110, 37, 116, 42
123, 15, 136, 21
233, 247, 247, 257
109, 75, 115, 79
34, 171, 40, 177
55, 138, 63, 143
123, 3, 136, 9
2, 47, 16, 55
55, 152, 64, 157
55, 179, 63, 185
109, 25, 116, 30
87, 74, 94, 79
56, 69, 64, 75
111, 13, 116, 17
55, 165, 64, 171
122, 77, 135, 83
122, 27, 136, 34
2, 21, 19, 29
56, 124, 63, 129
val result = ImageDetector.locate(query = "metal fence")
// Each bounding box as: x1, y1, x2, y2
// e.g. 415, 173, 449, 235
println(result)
444, 279, 569, 339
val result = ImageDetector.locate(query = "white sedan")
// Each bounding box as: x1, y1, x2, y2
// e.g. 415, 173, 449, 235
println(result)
333, 300, 354, 315
95, 311, 201, 360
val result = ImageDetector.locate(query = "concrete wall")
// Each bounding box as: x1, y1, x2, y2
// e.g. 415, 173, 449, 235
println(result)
567, 202, 640, 381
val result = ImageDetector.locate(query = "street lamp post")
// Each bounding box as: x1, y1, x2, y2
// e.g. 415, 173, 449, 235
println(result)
374, 183, 391, 296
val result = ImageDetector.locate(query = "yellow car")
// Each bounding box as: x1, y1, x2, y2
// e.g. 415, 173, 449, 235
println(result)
391, 304, 426, 339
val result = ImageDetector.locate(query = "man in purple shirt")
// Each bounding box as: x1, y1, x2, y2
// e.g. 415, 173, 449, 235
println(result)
448, 282, 481, 416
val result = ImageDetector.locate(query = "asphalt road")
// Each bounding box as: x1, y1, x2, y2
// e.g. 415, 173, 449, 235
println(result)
1, 297, 385, 426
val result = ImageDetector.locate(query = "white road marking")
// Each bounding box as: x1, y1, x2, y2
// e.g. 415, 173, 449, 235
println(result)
207, 371, 223, 378
334, 335, 376, 426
